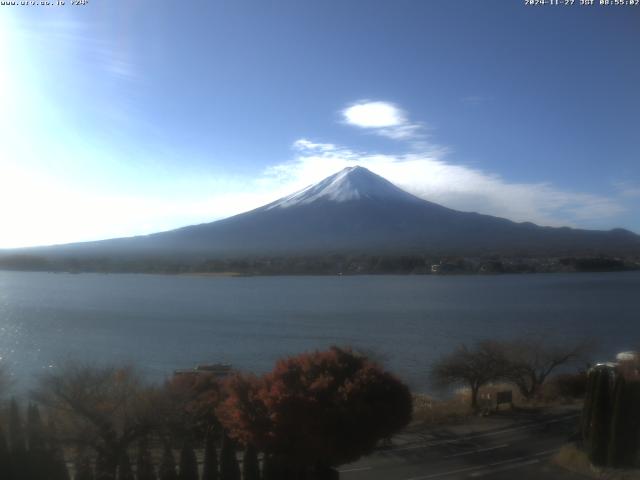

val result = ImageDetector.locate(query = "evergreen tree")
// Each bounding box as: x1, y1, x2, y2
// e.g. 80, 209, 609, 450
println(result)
51, 451, 71, 480
75, 451, 95, 480
580, 369, 598, 446
118, 452, 135, 480
201, 432, 218, 480
9, 399, 27, 480
241, 445, 260, 480
178, 441, 198, 480
9, 399, 26, 454
308, 466, 339, 480
260, 456, 282, 480
95, 452, 114, 480
219, 434, 240, 480
27, 404, 46, 453
0, 424, 11, 480
26, 404, 47, 479
607, 374, 626, 467
136, 438, 157, 480
587, 368, 613, 466
607, 374, 640, 467
625, 381, 640, 465
158, 444, 178, 480
46, 420, 71, 480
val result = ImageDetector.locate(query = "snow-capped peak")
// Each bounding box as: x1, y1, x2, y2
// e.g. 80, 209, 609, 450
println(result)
265, 166, 419, 209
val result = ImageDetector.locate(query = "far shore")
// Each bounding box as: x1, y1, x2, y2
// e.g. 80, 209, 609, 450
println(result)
1, 252, 639, 276
1, 267, 640, 277
176, 271, 248, 277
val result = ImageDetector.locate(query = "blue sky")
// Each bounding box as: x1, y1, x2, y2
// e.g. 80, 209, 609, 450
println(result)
1, 0, 638, 247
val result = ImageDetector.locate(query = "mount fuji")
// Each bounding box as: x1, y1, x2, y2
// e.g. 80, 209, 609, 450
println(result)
7, 166, 640, 261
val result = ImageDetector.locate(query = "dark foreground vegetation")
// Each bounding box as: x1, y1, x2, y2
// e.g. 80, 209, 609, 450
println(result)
551, 353, 640, 478
0, 336, 600, 480
580, 358, 640, 469
0, 253, 638, 275
0, 347, 412, 480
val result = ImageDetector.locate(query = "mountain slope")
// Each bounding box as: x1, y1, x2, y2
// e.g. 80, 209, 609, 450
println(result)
7, 166, 640, 259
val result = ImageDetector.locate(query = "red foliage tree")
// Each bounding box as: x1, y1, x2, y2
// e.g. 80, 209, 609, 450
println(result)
163, 372, 223, 437
215, 373, 269, 448
218, 347, 412, 470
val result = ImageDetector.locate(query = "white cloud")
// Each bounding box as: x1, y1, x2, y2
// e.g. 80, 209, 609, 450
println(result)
263, 139, 626, 229
292, 139, 338, 153
614, 181, 640, 199
343, 101, 406, 128
342, 101, 424, 140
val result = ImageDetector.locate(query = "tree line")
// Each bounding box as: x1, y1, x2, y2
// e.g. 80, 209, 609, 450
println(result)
0, 336, 593, 480
0, 347, 412, 480
1, 253, 636, 275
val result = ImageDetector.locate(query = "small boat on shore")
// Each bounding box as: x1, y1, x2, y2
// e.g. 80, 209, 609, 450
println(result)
173, 363, 233, 379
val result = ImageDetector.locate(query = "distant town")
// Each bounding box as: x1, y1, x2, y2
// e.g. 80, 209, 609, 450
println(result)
0, 253, 638, 276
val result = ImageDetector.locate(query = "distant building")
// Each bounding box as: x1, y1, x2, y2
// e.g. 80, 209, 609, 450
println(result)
431, 258, 467, 274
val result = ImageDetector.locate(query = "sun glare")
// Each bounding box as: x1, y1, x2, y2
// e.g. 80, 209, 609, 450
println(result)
0, 16, 18, 110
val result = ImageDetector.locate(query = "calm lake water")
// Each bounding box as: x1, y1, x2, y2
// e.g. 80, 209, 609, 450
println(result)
1, 270, 639, 393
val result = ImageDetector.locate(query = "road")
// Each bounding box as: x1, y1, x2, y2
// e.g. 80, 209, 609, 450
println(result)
339, 408, 587, 479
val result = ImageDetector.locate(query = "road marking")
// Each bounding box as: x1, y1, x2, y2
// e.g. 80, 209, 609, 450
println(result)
444, 443, 509, 458
405, 448, 560, 480
339, 466, 372, 473
468, 459, 540, 477
393, 414, 577, 452
534, 447, 560, 457
406, 464, 490, 479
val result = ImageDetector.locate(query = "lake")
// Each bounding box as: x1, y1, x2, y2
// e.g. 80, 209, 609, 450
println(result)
1, 270, 639, 393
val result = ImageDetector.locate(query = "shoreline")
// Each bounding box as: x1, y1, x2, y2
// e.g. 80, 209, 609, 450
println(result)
0, 267, 639, 277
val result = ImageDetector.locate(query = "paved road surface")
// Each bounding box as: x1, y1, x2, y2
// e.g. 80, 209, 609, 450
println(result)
339, 409, 587, 479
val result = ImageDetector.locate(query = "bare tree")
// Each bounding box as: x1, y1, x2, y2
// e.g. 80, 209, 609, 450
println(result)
430, 341, 506, 411
33, 364, 159, 480
499, 335, 593, 400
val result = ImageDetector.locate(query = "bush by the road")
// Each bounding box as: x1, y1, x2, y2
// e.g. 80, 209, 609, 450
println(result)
218, 346, 413, 477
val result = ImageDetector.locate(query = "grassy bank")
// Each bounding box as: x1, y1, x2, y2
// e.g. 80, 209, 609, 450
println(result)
554, 445, 640, 479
